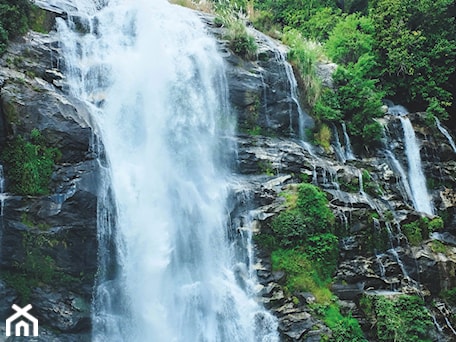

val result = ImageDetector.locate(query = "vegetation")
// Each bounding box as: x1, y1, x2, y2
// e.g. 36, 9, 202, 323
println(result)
402, 216, 444, 246
360, 294, 434, 342
1, 232, 81, 304
1, 128, 61, 195
249, 0, 455, 144
0, 0, 32, 54
256, 182, 365, 340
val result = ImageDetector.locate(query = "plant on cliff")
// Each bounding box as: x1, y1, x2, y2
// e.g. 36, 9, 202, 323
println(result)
271, 183, 335, 247
0, 0, 32, 54
361, 294, 433, 342
1, 128, 61, 195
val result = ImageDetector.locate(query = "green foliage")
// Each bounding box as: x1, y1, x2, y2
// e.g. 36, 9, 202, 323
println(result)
228, 26, 257, 59
370, 0, 455, 120
215, 3, 257, 60
271, 248, 333, 301
402, 216, 444, 246
296, 183, 335, 231
333, 62, 384, 142
271, 209, 308, 247
282, 29, 322, 107
430, 240, 449, 255
250, 0, 456, 130
306, 233, 338, 280
0, 0, 32, 54
322, 304, 366, 342
314, 123, 332, 151
325, 13, 375, 65
441, 287, 456, 306
1, 232, 79, 304
362, 295, 433, 342
272, 183, 334, 248
314, 88, 342, 121
300, 7, 341, 41
1, 129, 60, 195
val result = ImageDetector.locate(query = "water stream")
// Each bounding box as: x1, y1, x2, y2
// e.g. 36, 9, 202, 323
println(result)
55, 0, 277, 340
400, 116, 434, 215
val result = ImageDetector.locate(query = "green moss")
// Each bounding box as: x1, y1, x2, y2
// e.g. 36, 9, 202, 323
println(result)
1, 129, 61, 195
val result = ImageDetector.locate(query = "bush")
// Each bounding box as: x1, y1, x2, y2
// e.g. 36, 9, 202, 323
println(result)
314, 123, 332, 151
0, 0, 32, 54
296, 183, 335, 233
374, 295, 433, 342
271, 209, 308, 247
272, 183, 335, 248
271, 248, 332, 300
1, 129, 60, 195
324, 304, 366, 342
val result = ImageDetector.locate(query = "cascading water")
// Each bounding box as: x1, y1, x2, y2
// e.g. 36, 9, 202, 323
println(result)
435, 117, 456, 153
341, 122, 355, 161
56, 0, 277, 340
400, 116, 434, 215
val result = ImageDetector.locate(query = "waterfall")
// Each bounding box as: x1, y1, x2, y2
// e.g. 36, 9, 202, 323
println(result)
56, 0, 277, 341
341, 122, 355, 161
435, 117, 456, 153
331, 123, 346, 163
385, 150, 414, 206
400, 116, 434, 215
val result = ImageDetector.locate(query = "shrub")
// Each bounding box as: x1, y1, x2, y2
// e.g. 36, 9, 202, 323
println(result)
441, 287, 456, 306
314, 123, 332, 151
296, 183, 335, 233
271, 248, 332, 300
272, 183, 335, 247
271, 209, 308, 247
282, 29, 323, 107
0, 0, 32, 54
324, 305, 366, 342
361, 295, 434, 342
1, 129, 60, 195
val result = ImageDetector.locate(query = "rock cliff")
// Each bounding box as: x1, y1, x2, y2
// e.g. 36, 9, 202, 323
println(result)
0, 11, 100, 339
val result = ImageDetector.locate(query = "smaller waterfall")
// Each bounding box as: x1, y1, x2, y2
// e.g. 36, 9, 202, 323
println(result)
341, 122, 356, 160
358, 169, 364, 194
332, 124, 346, 163
375, 253, 386, 279
400, 116, 434, 215
385, 150, 413, 206
435, 117, 456, 153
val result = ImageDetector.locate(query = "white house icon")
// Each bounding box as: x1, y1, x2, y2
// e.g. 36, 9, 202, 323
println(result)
5, 304, 39, 337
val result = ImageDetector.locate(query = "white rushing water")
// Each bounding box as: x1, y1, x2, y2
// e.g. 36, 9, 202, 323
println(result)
56, 0, 277, 341
435, 117, 456, 153
341, 122, 355, 161
400, 116, 434, 215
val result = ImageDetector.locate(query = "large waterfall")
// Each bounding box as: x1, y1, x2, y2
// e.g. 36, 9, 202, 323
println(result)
55, 0, 277, 340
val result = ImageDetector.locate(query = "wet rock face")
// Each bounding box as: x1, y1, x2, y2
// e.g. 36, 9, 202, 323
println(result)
0, 29, 100, 337
236, 112, 456, 339
201, 14, 312, 137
